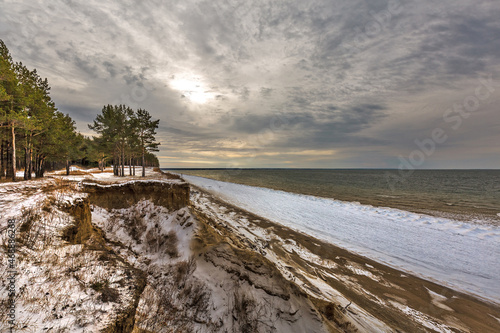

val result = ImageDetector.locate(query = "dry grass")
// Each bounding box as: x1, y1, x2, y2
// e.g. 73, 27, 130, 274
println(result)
174, 257, 196, 286
233, 291, 259, 333
91, 280, 120, 303
113, 203, 181, 257
39, 178, 73, 195
155, 168, 183, 180
145, 226, 179, 257
164, 230, 179, 258
19, 207, 41, 233
165, 173, 183, 180
100, 286, 120, 303
122, 210, 146, 244
0, 177, 25, 183
134, 257, 211, 332
68, 170, 90, 176
16, 206, 62, 250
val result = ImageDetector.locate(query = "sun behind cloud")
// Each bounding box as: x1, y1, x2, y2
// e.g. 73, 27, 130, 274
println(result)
169, 76, 214, 104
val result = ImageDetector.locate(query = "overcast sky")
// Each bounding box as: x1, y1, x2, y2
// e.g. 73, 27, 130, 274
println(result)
1, 0, 499, 168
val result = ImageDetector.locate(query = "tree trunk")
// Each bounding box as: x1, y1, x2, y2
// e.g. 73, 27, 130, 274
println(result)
121, 148, 125, 177
142, 147, 145, 177
66, 159, 70, 176
6, 141, 12, 179
27, 146, 32, 180
129, 157, 132, 176
11, 124, 16, 181
33, 153, 37, 177
34, 155, 41, 178
36, 155, 40, 177
24, 133, 28, 181
133, 159, 135, 176
34, 155, 44, 178
0, 139, 4, 179
35, 156, 39, 178
24, 146, 29, 180
113, 154, 118, 176
40, 157, 45, 177
37, 158, 42, 178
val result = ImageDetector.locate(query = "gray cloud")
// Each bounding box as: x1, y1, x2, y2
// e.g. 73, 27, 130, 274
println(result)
103, 61, 117, 78
1, 0, 499, 168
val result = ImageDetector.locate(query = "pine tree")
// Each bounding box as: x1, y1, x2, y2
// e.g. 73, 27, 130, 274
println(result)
1, 40, 82, 179
132, 108, 160, 177
89, 105, 135, 176
0, 40, 22, 181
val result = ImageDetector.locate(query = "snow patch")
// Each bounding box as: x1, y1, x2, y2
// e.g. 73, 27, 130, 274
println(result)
389, 301, 454, 333
346, 264, 380, 282
425, 287, 454, 312
281, 239, 337, 269
489, 314, 500, 324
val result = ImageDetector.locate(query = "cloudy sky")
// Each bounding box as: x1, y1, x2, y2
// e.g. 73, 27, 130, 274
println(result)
1, 0, 499, 168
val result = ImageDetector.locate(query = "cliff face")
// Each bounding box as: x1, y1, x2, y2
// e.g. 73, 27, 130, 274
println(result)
0, 179, 149, 332
0, 176, 344, 332
81, 180, 192, 333
57, 192, 152, 333
84, 179, 338, 333
61, 198, 94, 244
83, 180, 190, 211
190, 209, 337, 333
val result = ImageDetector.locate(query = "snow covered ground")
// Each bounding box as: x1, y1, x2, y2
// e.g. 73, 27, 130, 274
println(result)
0, 168, 180, 332
0, 180, 138, 332
182, 175, 500, 305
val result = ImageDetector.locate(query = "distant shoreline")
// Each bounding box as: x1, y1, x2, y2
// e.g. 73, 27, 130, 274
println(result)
164, 167, 500, 170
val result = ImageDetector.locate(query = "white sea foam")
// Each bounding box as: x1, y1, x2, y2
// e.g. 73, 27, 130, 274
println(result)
183, 175, 500, 304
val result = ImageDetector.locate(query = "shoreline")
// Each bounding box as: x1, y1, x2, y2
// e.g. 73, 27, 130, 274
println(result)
190, 183, 500, 332
166, 169, 500, 224
182, 173, 500, 306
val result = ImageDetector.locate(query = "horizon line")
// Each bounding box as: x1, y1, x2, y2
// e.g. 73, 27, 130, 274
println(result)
161, 167, 500, 171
